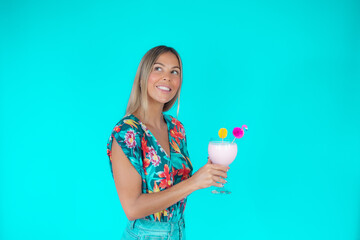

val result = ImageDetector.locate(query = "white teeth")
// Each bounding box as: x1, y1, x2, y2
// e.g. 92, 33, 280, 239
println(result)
157, 86, 171, 91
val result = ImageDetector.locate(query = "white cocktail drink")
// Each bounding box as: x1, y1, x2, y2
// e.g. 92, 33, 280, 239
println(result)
208, 142, 237, 166
208, 141, 238, 194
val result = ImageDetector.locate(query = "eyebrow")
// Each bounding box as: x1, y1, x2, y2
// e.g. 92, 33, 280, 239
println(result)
154, 62, 180, 70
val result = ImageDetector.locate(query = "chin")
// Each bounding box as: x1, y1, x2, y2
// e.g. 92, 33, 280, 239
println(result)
159, 99, 173, 104
151, 95, 176, 104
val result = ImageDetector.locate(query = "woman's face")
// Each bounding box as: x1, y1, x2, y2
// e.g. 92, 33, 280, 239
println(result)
147, 52, 181, 105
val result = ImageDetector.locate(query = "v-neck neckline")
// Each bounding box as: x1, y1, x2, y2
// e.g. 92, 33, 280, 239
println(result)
129, 113, 172, 160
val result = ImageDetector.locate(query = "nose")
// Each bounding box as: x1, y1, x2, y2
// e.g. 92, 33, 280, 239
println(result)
162, 72, 171, 81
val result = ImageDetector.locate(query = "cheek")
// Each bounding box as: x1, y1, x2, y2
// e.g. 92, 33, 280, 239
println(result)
173, 78, 181, 90
147, 75, 157, 96
148, 72, 158, 84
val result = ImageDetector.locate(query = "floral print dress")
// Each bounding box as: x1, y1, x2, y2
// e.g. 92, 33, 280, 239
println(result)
106, 113, 193, 222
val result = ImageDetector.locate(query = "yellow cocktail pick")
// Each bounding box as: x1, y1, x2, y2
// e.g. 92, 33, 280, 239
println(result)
218, 128, 228, 142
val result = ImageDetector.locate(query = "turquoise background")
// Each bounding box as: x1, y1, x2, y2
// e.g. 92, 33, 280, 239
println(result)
1, 0, 359, 239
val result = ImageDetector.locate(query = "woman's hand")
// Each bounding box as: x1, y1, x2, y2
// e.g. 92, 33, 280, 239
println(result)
189, 156, 230, 190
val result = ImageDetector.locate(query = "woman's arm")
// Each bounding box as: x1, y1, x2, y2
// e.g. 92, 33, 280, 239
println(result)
111, 140, 228, 221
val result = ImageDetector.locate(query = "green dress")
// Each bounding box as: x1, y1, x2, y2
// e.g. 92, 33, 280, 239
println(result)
106, 113, 193, 222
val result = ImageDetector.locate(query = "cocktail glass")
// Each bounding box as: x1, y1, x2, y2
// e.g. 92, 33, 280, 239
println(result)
208, 139, 237, 194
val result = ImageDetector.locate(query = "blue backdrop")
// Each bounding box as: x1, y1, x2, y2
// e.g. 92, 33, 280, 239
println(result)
1, 0, 359, 239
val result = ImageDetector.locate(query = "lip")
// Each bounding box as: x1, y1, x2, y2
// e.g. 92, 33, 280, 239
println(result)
156, 85, 172, 92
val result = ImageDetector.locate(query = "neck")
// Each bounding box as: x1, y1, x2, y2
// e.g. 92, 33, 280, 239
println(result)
134, 98, 166, 129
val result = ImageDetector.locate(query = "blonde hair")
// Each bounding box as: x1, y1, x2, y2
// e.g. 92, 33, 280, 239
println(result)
125, 45, 183, 122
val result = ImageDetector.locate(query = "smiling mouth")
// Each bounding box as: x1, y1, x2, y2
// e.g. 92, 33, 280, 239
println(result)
156, 85, 171, 92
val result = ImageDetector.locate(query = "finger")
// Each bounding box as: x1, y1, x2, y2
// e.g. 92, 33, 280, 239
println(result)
211, 164, 229, 172
211, 169, 228, 179
213, 176, 227, 184
213, 182, 224, 188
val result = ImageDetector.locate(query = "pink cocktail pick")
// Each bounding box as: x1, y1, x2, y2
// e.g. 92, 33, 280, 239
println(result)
231, 125, 248, 143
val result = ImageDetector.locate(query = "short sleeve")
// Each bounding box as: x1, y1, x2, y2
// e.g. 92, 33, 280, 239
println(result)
106, 119, 143, 179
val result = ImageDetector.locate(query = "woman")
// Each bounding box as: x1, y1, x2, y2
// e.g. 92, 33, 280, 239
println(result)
106, 45, 229, 240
